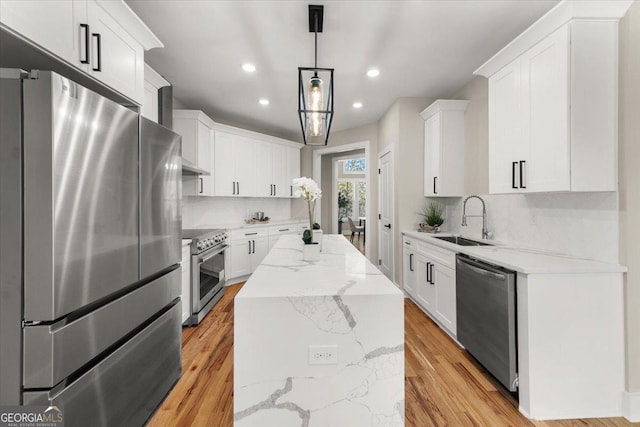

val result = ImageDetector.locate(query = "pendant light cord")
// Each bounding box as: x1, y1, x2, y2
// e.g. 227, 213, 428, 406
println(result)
314, 12, 318, 69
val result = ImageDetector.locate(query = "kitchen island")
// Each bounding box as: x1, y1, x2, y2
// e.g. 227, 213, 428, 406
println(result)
233, 235, 405, 427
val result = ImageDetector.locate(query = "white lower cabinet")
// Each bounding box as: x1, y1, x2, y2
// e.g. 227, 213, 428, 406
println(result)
402, 234, 457, 337
402, 238, 417, 298
180, 243, 191, 324
229, 228, 268, 279
268, 225, 298, 250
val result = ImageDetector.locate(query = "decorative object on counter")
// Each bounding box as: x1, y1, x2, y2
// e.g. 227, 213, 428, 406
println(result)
293, 177, 322, 260
254, 211, 265, 221
244, 217, 270, 225
298, 5, 334, 146
419, 202, 444, 233
312, 222, 323, 250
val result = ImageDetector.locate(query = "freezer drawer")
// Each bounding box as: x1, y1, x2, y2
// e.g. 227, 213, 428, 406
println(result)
23, 302, 182, 427
23, 268, 180, 388
140, 117, 182, 279
22, 71, 140, 321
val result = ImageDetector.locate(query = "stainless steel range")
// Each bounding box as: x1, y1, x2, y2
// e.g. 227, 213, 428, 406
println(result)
182, 229, 228, 325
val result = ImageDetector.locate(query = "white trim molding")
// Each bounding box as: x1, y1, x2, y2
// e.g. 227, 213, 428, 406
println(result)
474, 0, 633, 77
623, 391, 640, 422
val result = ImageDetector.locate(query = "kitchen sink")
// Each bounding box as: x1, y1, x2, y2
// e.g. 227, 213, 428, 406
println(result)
433, 236, 494, 246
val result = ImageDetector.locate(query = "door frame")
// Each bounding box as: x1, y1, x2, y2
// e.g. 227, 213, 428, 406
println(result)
377, 146, 395, 281
312, 141, 371, 259
331, 154, 366, 235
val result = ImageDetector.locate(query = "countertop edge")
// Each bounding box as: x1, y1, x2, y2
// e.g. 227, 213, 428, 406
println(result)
402, 230, 627, 275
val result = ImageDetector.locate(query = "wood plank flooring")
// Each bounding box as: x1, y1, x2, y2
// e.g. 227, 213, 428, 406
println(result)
148, 283, 633, 427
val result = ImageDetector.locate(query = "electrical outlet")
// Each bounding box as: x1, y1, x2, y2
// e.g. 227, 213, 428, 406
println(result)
308, 345, 338, 365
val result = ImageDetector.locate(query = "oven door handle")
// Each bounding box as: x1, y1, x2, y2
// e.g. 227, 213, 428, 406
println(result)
198, 244, 228, 264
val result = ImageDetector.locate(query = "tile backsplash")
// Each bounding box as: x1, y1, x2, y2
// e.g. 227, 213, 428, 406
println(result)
433, 192, 619, 263
182, 197, 293, 228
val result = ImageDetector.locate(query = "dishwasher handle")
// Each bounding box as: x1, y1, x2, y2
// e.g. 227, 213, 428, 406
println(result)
456, 256, 509, 281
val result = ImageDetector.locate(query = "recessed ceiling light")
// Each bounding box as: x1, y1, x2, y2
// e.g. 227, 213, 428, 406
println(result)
366, 69, 380, 77
259, 98, 270, 106
242, 63, 256, 73
353, 102, 363, 109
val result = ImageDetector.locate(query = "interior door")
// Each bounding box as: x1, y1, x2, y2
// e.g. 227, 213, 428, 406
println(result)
377, 150, 394, 280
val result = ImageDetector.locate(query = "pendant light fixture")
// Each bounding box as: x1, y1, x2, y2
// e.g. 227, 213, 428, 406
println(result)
298, 5, 334, 146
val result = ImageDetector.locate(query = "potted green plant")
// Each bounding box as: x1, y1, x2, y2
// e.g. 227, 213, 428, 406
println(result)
292, 177, 322, 260
337, 189, 352, 234
420, 202, 444, 233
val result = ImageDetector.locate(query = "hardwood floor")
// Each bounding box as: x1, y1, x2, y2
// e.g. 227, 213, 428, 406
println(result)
344, 233, 365, 254
148, 283, 633, 427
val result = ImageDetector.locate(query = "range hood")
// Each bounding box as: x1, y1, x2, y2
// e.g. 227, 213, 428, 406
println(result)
181, 158, 210, 176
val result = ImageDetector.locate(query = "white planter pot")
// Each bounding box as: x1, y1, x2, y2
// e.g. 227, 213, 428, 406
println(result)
312, 229, 323, 251
302, 243, 321, 261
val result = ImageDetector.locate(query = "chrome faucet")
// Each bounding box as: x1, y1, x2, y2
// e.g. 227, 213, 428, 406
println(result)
462, 195, 490, 240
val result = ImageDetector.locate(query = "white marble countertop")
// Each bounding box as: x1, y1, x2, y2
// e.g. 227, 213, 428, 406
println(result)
183, 218, 307, 231
237, 234, 403, 299
402, 230, 626, 274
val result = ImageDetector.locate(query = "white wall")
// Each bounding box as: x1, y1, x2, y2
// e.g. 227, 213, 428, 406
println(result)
182, 196, 292, 228
619, 0, 640, 393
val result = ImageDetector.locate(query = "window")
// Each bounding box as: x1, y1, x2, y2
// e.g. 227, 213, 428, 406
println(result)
338, 179, 366, 220
343, 158, 366, 174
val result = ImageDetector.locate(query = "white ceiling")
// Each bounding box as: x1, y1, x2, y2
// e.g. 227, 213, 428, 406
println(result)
127, 0, 559, 141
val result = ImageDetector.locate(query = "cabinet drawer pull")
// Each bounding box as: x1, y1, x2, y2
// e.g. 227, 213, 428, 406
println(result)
252, 240, 256, 254
245, 232, 258, 236
426, 262, 431, 283
91, 33, 101, 72
290, 185, 293, 197
409, 253, 414, 272
433, 176, 437, 194
237, 181, 240, 194
519, 160, 526, 189
199, 177, 203, 194
279, 229, 290, 232
512, 162, 518, 189
429, 263, 435, 285
80, 24, 90, 64
248, 240, 251, 254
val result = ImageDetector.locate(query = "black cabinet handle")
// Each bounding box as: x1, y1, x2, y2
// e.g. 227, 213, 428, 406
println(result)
279, 228, 290, 232
199, 177, 203, 194
237, 181, 240, 194
80, 24, 90, 64
433, 176, 437, 194
429, 263, 434, 284
512, 162, 518, 189
409, 253, 414, 272
245, 232, 258, 236
248, 240, 251, 254
252, 240, 256, 254
274, 184, 277, 195
384, 224, 391, 229
426, 262, 431, 283
519, 160, 526, 189
290, 185, 293, 197
91, 33, 101, 72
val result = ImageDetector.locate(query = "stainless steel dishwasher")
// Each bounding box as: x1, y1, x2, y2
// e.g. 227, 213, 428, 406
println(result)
456, 254, 518, 392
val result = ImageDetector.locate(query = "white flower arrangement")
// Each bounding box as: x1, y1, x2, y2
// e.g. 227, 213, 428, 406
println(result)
292, 177, 322, 243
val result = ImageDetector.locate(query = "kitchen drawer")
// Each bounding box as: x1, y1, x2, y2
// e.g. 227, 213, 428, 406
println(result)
231, 227, 268, 241
416, 241, 456, 269
403, 236, 415, 247
268, 224, 298, 236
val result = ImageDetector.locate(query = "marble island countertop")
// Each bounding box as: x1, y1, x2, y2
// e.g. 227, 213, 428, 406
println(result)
233, 234, 405, 427
402, 230, 626, 274
237, 235, 403, 299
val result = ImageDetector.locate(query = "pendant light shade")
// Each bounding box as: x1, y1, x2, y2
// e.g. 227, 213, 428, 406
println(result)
298, 5, 334, 146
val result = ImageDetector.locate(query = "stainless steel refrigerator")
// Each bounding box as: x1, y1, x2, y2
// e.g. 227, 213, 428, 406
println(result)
0, 69, 182, 426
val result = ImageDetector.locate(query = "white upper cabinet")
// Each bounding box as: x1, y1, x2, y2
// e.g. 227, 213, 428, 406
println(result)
142, 63, 169, 123
0, 0, 163, 105
420, 100, 469, 197
286, 146, 301, 198
174, 110, 215, 196
488, 59, 525, 194
477, 2, 628, 194
214, 131, 256, 197
214, 124, 300, 198
0, 1, 89, 71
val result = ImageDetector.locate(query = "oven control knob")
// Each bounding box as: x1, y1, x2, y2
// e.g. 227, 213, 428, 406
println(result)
197, 241, 203, 250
